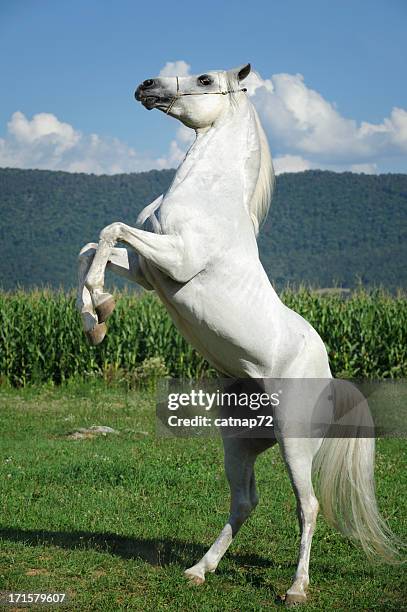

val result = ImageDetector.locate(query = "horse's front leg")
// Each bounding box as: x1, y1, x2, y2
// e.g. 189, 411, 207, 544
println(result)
83, 235, 117, 324
77, 243, 107, 344
77, 242, 152, 344
85, 222, 205, 314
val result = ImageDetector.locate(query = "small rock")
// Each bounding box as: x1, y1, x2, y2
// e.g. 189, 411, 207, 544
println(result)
67, 425, 119, 440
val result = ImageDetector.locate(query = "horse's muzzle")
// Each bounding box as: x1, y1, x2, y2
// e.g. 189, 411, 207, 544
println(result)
134, 84, 160, 110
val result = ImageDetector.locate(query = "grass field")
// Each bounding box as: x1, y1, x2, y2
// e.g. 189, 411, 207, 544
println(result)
0, 382, 406, 611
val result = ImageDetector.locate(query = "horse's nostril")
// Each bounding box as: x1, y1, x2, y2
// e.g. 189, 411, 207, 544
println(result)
142, 79, 154, 89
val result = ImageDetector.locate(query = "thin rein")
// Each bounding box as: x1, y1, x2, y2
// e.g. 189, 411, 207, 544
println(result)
166, 75, 247, 114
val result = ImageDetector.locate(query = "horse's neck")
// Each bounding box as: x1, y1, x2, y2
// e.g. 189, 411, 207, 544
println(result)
171, 124, 242, 186
169, 99, 260, 212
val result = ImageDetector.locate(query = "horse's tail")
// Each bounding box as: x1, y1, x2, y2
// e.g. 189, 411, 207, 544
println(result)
312, 382, 403, 563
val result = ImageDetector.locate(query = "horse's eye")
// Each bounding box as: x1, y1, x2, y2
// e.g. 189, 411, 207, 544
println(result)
198, 74, 212, 86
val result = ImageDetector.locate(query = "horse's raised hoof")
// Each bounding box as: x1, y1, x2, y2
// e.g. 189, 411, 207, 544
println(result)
184, 568, 205, 585
284, 592, 307, 606
95, 296, 116, 323
85, 322, 107, 346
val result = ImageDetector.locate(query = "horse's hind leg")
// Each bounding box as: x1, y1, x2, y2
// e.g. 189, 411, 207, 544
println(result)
279, 437, 320, 605
184, 438, 263, 585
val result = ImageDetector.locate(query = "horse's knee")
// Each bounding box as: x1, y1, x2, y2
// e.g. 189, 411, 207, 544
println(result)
297, 495, 319, 525
100, 222, 123, 243
78, 242, 97, 260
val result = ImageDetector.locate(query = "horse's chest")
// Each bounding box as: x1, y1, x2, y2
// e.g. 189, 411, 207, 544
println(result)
159, 199, 209, 234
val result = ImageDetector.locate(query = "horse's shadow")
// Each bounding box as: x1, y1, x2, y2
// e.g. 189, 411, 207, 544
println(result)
0, 527, 286, 573
0, 527, 376, 600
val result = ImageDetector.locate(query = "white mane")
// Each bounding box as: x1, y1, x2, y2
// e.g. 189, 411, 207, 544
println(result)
249, 106, 275, 236
225, 71, 275, 236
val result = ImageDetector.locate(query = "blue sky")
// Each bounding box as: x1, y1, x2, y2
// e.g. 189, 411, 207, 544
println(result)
0, 0, 406, 174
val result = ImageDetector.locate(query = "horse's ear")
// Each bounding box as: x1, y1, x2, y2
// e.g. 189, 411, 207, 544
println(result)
236, 63, 251, 81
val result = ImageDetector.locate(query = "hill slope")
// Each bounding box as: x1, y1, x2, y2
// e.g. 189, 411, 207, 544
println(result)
0, 167, 406, 290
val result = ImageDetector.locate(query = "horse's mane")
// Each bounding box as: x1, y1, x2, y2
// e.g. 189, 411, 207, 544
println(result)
225, 72, 275, 236
249, 107, 275, 236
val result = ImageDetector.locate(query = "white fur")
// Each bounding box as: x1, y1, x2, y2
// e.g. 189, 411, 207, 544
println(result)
77, 64, 402, 603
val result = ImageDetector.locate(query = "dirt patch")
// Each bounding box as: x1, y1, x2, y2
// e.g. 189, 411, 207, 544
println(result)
25, 568, 50, 576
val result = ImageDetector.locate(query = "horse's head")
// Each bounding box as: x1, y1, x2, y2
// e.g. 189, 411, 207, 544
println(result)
134, 64, 251, 128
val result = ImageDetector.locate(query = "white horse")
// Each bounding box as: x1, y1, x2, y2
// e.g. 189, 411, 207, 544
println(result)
77, 64, 399, 604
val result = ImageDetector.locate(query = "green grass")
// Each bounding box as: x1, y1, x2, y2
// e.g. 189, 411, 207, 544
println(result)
0, 383, 406, 611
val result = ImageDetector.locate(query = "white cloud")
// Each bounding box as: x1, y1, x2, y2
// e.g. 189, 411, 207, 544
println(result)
0, 110, 187, 175
159, 61, 191, 77
156, 63, 407, 174
273, 154, 312, 175
1, 60, 406, 175
7, 111, 80, 152
245, 71, 274, 96
247, 71, 407, 168
350, 163, 378, 174
0, 58, 197, 175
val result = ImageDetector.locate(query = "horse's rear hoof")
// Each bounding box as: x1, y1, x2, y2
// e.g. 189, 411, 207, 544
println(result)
285, 592, 307, 606
95, 296, 116, 323
85, 322, 107, 345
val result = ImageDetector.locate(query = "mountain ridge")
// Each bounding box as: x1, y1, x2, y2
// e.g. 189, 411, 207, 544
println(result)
0, 167, 406, 290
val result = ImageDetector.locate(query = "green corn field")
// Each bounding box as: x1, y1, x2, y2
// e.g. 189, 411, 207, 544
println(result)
0, 288, 406, 386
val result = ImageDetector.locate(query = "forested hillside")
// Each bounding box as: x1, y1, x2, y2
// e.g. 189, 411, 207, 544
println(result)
0, 167, 406, 290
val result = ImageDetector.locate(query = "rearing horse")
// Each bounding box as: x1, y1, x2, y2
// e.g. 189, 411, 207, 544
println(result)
77, 64, 399, 604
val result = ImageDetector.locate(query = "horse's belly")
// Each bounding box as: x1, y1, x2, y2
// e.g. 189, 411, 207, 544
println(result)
147, 267, 280, 377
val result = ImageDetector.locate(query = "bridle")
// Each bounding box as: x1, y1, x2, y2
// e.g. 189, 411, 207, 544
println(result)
165, 75, 247, 114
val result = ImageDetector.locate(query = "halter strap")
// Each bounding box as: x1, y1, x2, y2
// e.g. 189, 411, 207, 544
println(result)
165, 75, 247, 114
